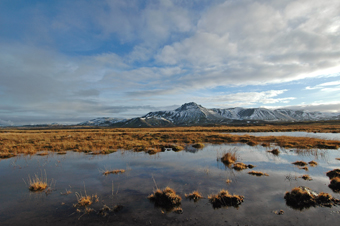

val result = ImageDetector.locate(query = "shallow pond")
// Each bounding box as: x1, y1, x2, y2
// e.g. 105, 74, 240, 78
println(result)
227, 132, 340, 141
1, 144, 340, 225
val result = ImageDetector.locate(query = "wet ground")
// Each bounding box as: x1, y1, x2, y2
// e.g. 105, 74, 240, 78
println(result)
1, 143, 340, 225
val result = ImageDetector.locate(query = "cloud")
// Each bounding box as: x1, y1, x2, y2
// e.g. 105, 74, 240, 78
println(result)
156, 0, 340, 89
264, 101, 340, 113
201, 89, 295, 107
306, 80, 340, 91
1, 0, 340, 124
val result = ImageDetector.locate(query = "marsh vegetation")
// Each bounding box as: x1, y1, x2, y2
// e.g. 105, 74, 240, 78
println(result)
1, 125, 340, 225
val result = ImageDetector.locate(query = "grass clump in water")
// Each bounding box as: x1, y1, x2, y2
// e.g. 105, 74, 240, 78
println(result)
299, 166, 309, 171
208, 189, 244, 209
232, 162, 254, 171
300, 175, 312, 181
248, 171, 269, 176
25, 171, 48, 192
267, 149, 280, 155
326, 169, 340, 179
185, 190, 203, 202
308, 160, 318, 167
292, 161, 308, 166
74, 193, 99, 207
148, 187, 182, 210
284, 186, 340, 210
192, 143, 205, 149
329, 177, 340, 192
221, 152, 237, 165
101, 168, 125, 175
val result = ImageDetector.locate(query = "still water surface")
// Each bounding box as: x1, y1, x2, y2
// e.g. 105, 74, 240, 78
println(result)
228, 132, 340, 141
0, 144, 340, 225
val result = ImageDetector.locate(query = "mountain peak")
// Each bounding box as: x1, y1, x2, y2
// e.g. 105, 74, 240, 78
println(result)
175, 102, 202, 111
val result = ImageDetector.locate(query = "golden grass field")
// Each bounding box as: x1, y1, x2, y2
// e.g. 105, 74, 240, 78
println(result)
1, 123, 340, 158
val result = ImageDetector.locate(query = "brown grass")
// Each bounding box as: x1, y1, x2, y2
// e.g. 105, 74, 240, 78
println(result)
329, 177, 340, 192
185, 190, 203, 202
308, 160, 318, 167
267, 149, 280, 155
208, 189, 244, 208
300, 175, 312, 181
0, 152, 17, 159
248, 171, 269, 176
1, 124, 340, 158
299, 166, 309, 171
284, 186, 339, 209
148, 187, 182, 209
233, 162, 253, 171
292, 161, 308, 166
192, 143, 205, 148
102, 169, 125, 175
326, 169, 340, 179
27, 173, 48, 191
221, 152, 237, 165
28, 175, 47, 191
75, 193, 99, 207
226, 179, 232, 184
172, 207, 183, 214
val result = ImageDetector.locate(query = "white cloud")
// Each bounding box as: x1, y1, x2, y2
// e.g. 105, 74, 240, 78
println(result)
200, 89, 295, 107
306, 80, 340, 90
156, 0, 340, 88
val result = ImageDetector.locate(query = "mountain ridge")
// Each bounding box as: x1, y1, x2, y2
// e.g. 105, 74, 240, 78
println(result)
78, 102, 340, 127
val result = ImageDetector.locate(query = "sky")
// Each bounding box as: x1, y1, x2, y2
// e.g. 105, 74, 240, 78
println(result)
1, 0, 340, 125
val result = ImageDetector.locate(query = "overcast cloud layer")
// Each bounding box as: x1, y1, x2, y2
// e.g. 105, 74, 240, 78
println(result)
1, 0, 340, 125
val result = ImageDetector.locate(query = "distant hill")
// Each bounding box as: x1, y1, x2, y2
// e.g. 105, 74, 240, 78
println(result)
78, 102, 339, 127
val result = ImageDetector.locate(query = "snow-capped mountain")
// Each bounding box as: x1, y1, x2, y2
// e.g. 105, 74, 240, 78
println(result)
211, 107, 330, 121
143, 102, 224, 125
78, 102, 340, 127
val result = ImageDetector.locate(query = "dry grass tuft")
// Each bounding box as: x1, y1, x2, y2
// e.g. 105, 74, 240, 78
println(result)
221, 152, 237, 165
292, 161, 308, 166
74, 193, 99, 207
232, 162, 253, 171
326, 169, 340, 179
248, 171, 269, 176
300, 175, 312, 181
273, 209, 284, 215
185, 190, 203, 202
308, 160, 318, 167
26, 171, 48, 191
267, 149, 280, 155
226, 179, 232, 184
148, 187, 182, 210
147, 148, 162, 155
208, 189, 244, 208
329, 177, 340, 192
0, 152, 17, 159
284, 186, 339, 209
61, 189, 72, 195
192, 143, 205, 149
102, 169, 125, 175
299, 166, 309, 171
172, 207, 183, 214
